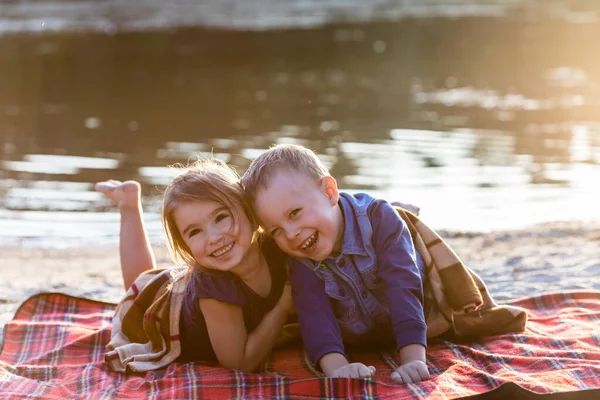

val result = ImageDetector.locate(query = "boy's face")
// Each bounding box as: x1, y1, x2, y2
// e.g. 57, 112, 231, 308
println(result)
253, 168, 343, 262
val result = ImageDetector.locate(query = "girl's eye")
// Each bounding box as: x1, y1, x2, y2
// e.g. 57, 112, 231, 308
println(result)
189, 228, 202, 238
289, 209, 300, 218
215, 213, 230, 223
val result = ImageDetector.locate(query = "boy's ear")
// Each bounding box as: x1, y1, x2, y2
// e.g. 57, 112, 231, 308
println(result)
320, 176, 339, 206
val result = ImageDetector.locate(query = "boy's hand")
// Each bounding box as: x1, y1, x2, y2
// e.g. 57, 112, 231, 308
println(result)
95, 180, 141, 210
331, 363, 376, 379
390, 360, 429, 384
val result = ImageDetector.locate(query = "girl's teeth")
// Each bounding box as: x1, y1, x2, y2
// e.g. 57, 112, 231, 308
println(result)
213, 243, 233, 256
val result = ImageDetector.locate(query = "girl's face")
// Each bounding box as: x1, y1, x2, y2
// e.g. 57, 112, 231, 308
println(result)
173, 200, 255, 273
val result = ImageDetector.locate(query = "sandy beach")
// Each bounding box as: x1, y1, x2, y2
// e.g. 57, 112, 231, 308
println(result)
2, 219, 599, 348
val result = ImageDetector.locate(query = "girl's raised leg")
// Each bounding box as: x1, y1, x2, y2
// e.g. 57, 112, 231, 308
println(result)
95, 180, 156, 291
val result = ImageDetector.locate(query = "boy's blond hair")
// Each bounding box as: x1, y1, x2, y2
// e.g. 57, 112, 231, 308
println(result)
162, 158, 258, 268
241, 144, 330, 202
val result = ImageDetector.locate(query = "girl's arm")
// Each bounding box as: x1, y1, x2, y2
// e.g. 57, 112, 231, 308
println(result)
199, 284, 292, 372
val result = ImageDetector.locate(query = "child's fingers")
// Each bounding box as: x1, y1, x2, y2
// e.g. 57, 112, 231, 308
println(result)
332, 363, 376, 379
390, 371, 402, 383
392, 367, 414, 384
406, 367, 422, 383
417, 364, 430, 381
399, 369, 412, 383
391, 364, 430, 384
357, 364, 374, 378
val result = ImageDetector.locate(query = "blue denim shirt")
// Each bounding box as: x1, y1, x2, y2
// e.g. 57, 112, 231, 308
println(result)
288, 192, 427, 365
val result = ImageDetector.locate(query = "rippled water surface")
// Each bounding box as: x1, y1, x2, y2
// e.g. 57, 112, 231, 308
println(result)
1, 10, 600, 247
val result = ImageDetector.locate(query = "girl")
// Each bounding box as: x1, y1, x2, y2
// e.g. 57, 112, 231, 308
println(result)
96, 159, 294, 372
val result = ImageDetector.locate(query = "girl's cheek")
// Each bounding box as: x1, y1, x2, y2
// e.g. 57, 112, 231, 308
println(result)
189, 235, 202, 247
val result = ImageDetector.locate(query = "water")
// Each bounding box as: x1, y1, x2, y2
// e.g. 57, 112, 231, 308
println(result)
1, 15, 600, 247
0, 1, 578, 35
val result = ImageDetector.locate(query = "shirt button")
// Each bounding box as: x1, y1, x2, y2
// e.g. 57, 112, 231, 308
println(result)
339, 259, 346, 267
361, 291, 368, 299
339, 288, 346, 296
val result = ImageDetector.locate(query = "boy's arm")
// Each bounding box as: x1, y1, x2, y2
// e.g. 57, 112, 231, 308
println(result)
288, 261, 353, 373
200, 283, 292, 372
289, 261, 376, 378
369, 200, 428, 356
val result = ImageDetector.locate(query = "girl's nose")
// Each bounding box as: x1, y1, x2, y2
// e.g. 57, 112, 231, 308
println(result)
207, 225, 225, 244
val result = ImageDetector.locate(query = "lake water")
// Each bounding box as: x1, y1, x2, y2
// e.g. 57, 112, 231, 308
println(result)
1, 15, 600, 247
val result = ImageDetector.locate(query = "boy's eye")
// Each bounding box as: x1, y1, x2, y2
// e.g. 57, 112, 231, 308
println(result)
289, 208, 300, 218
215, 213, 230, 223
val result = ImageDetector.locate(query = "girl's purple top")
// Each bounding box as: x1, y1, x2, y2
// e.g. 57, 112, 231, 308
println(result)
178, 238, 287, 363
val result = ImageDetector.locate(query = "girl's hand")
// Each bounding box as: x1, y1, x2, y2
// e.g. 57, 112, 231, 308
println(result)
390, 360, 430, 384
331, 363, 376, 379
95, 180, 141, 210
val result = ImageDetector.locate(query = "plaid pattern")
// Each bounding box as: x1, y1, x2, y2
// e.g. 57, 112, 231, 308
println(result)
2, 291, 599, 399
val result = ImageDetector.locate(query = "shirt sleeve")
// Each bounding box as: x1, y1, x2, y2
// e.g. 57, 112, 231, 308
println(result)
369, 199, 427, 351
189, 270, 245, 306
288, 258, 346, 366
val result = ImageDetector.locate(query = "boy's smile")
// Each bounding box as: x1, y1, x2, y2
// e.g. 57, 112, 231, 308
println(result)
253, 168, 344, 262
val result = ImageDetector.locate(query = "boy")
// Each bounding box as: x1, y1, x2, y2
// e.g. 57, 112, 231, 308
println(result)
241, 144, 429, 383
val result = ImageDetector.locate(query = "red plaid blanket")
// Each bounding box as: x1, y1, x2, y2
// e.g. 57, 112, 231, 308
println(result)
1, 291, 599, 399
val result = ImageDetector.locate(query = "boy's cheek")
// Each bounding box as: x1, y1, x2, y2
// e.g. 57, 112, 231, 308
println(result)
274, 237, 294, 254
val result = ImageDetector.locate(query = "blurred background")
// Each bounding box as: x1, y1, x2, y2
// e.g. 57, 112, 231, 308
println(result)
1, 0, 600, 247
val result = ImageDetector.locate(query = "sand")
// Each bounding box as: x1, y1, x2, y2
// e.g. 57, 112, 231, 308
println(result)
1, 220, 600, 347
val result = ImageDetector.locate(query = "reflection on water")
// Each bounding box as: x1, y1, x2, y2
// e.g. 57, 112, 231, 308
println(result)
5, 1, 598, 34
1, 18, 600, 246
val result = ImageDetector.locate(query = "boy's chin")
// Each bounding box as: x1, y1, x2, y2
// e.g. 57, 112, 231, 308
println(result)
291, 249, 322, 262
289, 242, 332, 262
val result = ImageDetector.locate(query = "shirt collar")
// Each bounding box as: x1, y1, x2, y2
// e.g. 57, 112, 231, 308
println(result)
307, 193, 369, 272
334, 193, 369, 257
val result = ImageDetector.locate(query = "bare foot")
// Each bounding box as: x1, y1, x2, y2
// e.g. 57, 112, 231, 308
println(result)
95, 180, 141, 210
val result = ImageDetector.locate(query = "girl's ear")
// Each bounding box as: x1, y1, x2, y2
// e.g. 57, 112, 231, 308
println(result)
320, 176, 339, 206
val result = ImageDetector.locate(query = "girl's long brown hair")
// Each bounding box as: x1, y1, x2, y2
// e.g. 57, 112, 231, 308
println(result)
162, 158, 258, 269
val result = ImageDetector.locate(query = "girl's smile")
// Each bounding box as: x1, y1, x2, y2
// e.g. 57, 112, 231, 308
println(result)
173, 200, 254, 273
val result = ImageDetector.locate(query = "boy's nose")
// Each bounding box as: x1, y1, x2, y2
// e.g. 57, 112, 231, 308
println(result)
284, 226, 300, 241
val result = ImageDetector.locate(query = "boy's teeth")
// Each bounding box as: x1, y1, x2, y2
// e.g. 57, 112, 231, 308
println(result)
301, 233, 317, 250
213, 243, 233, 256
